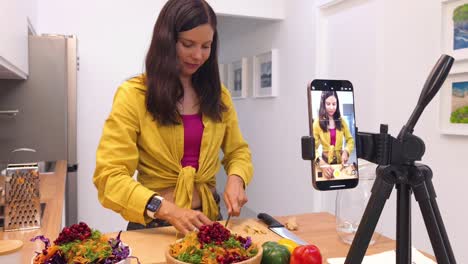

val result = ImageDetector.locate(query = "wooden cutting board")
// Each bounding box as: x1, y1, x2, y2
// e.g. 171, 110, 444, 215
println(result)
0, 240, 23, 255
108, 218, 283, 264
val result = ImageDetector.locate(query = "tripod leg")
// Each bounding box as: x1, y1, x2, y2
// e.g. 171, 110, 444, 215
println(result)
344, 166, 395, 264
396, 182, 412, 264
430, 198, 456, 263
410, 165, 456, 264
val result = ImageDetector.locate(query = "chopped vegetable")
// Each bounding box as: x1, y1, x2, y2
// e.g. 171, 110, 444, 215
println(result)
285, 217, 298, 231
277, 238, 299, 253
170, 222, 258, 264
290, 244, 322, 264
243, 224, 267, 235
261, 241, 290, 264
30, 222, 138, 264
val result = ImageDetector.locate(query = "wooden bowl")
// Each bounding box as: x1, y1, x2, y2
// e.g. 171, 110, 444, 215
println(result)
165, 244, 263, 264
31, 256, 131, 264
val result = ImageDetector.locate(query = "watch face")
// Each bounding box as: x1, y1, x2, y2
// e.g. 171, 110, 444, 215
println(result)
147, 197, 162, 212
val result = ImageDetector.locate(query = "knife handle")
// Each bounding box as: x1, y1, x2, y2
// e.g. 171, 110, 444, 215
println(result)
257, 213, 285, 228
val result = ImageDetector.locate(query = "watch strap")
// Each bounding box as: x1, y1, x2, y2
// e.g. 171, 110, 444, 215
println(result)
146, 195, 164, 219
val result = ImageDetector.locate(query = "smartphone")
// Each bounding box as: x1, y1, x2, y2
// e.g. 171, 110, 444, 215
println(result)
307, 79, 359, 190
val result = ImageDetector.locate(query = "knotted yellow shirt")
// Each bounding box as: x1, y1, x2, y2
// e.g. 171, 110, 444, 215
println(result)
313, 118, 354, 163
93, 75, 253, 224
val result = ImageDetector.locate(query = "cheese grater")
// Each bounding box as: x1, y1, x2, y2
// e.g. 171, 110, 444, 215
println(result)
3, 149, 41, 231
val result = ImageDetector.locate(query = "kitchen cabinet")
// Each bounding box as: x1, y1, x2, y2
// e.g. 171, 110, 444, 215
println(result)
0, 0, 37, 79
209, 0, 285, 20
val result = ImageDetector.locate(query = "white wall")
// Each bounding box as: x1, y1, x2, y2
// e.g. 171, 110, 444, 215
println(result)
25, 0, 38, 30
217, 0, 319, 216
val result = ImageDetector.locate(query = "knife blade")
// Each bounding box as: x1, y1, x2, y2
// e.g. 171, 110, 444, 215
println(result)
224, 214, 231, 228
257, 213, 308, 245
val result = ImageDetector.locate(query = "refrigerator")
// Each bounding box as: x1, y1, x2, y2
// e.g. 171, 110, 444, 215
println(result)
0, 35, 78, 226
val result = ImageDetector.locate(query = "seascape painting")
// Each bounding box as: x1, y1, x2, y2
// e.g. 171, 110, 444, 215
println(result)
260, 61, 272, 88
453, 4, 468, 50
253, 49, 277, 98
451, 81, 468, 123
228, 59, 247, 99
234, 68, 242, 91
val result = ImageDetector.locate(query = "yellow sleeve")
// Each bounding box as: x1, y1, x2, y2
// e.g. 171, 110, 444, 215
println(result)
342, 118, 355, 155
220, 87, 254, 186
312, 120, 321, 160
93, 85, 155, 225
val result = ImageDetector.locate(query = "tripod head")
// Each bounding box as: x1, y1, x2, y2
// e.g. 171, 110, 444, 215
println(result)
303, 55, 454, 166
398, 55, 454, 139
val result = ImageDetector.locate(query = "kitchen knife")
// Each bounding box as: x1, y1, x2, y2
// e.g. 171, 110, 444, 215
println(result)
258, 213, 308, 245
224, 214, 231, 228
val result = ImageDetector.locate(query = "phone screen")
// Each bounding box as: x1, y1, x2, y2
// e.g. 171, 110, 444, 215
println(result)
308, 79, 359, 190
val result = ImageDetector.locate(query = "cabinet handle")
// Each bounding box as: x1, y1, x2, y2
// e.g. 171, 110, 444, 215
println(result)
0, 110, 19, 116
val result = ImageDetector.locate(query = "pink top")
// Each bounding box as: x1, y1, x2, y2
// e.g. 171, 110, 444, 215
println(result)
181, 114, 204, 170
330, 128, 336, 146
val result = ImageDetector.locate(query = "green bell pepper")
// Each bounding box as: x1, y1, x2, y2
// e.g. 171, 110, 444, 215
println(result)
261, 241, 291, 264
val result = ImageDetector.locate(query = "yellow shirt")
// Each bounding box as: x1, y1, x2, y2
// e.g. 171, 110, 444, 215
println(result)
93, 75, 253, 225
313, 118, 354, 163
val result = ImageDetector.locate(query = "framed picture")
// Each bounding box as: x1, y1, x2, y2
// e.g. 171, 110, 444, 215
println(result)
219, 63, 227, 86
227, 58, 248, 99
253, 49, 279, 98
439, 72, 468, 135
442, 0, 468, 62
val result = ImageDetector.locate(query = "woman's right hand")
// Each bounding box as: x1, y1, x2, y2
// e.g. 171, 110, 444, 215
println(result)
319, 159, 334, 179
155, 200, 212, 235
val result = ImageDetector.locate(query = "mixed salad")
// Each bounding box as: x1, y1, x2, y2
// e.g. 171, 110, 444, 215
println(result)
169, 222, 258, 264
31, 222, 138, 264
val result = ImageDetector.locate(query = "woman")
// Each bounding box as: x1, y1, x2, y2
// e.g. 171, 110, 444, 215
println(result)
313, 91, 354, 179
93, 0, 253, 234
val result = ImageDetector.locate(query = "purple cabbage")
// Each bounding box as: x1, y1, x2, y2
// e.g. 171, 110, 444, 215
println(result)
106, 231, 140, 264
31, 235, 51, 249
44, 254, 66, 264
243, 236, 252, 249
31, 235, 66, 264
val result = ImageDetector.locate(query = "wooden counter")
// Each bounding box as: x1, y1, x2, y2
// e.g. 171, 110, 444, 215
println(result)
0, 160, 67, 263
109, 212, 435, 264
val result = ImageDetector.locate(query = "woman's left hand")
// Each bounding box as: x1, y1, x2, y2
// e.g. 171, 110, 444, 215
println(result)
341, 151, 349, 164
223, 175, 248, 217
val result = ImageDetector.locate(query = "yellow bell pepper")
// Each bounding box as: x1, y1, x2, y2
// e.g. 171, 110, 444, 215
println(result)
277, 238, 299, 253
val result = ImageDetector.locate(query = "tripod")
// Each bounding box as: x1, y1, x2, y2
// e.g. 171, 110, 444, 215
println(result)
344, 55, 456, 264
301, 54, 457, 263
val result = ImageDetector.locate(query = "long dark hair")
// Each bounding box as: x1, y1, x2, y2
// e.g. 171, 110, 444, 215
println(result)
145, 0, 226, 125
318, 91, 342, 131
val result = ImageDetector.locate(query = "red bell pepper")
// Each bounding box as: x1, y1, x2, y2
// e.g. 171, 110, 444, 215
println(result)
290, 244, 322, 264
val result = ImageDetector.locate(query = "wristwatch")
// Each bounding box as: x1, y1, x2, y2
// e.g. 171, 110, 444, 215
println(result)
146, 195, 164, 219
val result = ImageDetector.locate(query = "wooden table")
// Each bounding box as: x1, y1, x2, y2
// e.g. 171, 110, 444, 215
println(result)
109, 212, 434, 264
0, 160, 67, 263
